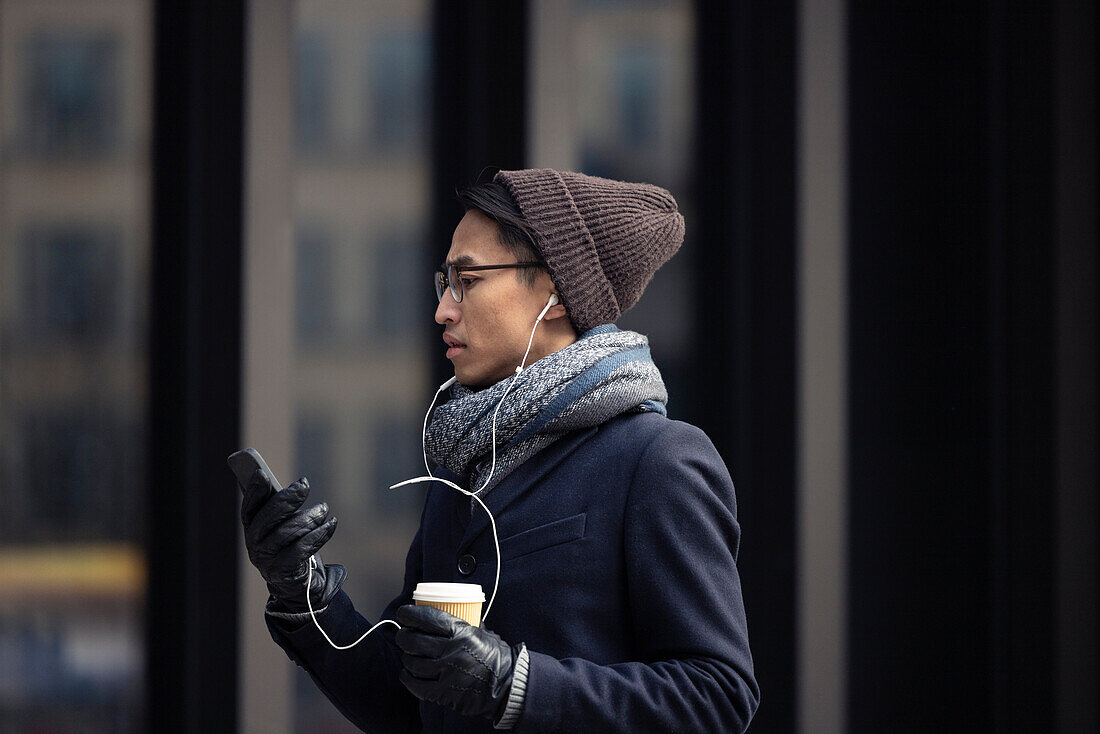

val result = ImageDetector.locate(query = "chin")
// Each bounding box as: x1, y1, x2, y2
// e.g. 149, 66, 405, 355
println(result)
456, 367, 507, 390
454, 367, 485, 389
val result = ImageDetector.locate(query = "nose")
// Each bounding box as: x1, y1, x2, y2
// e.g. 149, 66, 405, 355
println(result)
435, 289, 460, 324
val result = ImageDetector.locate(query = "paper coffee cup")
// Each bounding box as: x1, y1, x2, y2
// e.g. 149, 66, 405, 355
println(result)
412, 582, 485, 627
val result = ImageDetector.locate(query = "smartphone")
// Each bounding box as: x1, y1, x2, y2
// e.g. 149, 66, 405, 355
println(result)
227, 447, 282, 497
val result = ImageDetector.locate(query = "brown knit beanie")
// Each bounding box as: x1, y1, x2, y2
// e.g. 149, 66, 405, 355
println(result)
493, 168, 684, 333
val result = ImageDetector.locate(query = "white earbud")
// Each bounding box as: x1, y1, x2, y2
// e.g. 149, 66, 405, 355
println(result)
535, 294, 559, 324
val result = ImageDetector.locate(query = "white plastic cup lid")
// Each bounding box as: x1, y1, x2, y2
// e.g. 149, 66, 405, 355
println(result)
412, 582, 485, 603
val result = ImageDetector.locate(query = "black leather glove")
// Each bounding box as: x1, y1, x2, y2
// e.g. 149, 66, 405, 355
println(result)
239, 470, 345, 614
396, 604, 520, 721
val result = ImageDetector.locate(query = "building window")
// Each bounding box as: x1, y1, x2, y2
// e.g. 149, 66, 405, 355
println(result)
373, 230, 420, 337
367, 31, 428, 151
616, 44, 660, 149
295, 31, 330, 152
373, 416, 425, 513
580, 41, 662, 177
21, 225, 120, 343
295, 411, 333, 497
295, 227, 334, 343
22, 31, 120, 156
9, 407, 143, 543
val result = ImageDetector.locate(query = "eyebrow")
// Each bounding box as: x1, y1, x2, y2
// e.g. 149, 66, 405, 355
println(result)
443, 254, 477, 269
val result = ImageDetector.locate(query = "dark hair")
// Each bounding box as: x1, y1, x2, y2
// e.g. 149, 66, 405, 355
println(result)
456, 182, 543, 286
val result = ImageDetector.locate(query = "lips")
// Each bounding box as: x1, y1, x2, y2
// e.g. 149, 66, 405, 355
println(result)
443, 333, 466, 359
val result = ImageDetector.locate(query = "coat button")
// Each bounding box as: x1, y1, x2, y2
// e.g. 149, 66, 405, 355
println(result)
457, 554, 477, 576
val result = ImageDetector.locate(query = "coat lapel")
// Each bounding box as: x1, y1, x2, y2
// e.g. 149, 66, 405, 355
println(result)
456, 425, 598, 554
424, 467, 474, 539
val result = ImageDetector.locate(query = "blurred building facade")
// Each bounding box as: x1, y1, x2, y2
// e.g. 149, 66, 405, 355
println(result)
0, 0, 150, 731
279, 1, 432, 730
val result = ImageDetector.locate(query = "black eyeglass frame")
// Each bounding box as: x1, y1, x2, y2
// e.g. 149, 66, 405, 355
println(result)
435, 261, 543, 303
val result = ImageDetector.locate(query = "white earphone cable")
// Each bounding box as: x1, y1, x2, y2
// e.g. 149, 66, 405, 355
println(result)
305, 557, 400, 649
306, 295, 554, 648
473, 294, 554, 496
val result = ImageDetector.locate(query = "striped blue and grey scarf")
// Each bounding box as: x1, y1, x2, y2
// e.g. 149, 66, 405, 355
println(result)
425, 324, 667, 494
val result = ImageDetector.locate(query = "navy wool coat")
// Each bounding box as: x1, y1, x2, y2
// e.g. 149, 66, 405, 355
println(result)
267, 410, 759, 733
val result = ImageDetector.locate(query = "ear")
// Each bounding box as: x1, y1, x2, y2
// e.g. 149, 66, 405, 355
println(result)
542, 295, 569, 321
543, 301, 572, 321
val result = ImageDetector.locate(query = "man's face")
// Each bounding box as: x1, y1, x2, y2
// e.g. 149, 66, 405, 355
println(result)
435, 210, 554, 388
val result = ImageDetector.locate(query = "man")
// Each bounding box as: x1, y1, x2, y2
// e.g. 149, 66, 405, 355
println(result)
238, 169, 759, 732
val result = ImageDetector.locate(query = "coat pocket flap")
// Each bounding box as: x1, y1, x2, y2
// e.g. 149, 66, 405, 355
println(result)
499, 512, 587, 562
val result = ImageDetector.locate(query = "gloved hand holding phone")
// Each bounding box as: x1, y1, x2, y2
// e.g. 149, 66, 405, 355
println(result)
231, 449, 346, 614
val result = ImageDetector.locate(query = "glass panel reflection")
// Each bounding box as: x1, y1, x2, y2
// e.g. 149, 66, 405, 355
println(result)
290, 2, 431, 731
0, 1, 151, 732
532, 0, 695, 406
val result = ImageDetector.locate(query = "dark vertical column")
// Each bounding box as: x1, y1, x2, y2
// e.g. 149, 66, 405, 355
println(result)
430, 0, 528, 388
847, 4, 993, 729
694, 2, 798, 732
1054, 0, 1099, 729
987, 4, 1055, 730
149, 1, 245, 731
847, 2, 1059, 730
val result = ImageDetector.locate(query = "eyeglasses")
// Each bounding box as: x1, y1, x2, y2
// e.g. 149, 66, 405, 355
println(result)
434, 262, 542, 303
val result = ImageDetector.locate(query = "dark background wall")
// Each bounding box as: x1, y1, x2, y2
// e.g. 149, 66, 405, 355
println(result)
693, 3, 798, 732
845, 2, 1089, 731
846, 2, 1001, 728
